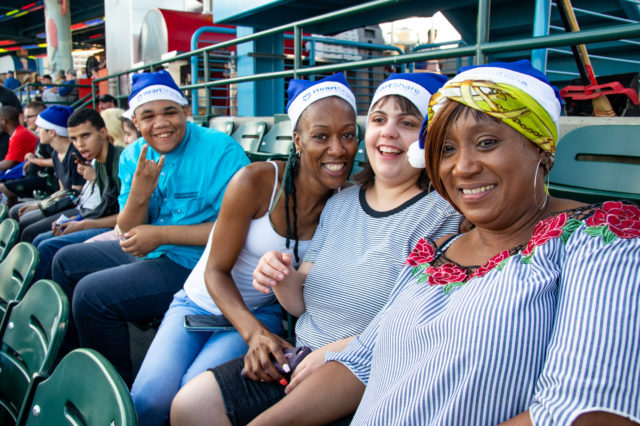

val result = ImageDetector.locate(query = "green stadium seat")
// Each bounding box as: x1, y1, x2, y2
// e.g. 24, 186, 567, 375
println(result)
349, 139, 368, 180
16, 349, 136, 426
231, 121, 267, 152
249, 120, 293, 162
0, 205, 7, 222
0, 243, 39, 321
0, 219, 19, 262
209, 118, 234, 135
0, 280, 68, 424
549, 125, 640, 203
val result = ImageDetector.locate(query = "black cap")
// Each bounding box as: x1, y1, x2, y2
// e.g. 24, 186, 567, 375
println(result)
98, 94, 116, 103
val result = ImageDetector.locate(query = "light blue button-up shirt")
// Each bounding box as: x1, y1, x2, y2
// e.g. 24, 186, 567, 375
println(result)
118, 121, 249, 269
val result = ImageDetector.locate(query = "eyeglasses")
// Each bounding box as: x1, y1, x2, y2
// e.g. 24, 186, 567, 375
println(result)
25, 114, 38, 120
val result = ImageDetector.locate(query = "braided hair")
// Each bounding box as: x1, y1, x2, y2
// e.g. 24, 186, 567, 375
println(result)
283, 141, 301, 263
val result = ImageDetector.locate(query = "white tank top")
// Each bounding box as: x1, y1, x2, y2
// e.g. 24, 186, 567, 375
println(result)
184, 161, 311, 314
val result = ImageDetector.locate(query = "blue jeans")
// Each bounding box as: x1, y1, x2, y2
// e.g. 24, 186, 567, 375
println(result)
130, 290, 284, 426
51, 240, 192, 385
33, 228, 111, 281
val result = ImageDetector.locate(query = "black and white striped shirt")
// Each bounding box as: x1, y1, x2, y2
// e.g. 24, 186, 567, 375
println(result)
295, 185, 461, 349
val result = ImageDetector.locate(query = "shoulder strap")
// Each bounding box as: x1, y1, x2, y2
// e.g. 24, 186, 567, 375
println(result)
269, 163, 288, 216
265, 161, 280, 212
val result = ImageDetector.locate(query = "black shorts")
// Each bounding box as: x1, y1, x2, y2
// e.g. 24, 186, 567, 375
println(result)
210, 356, 354, 426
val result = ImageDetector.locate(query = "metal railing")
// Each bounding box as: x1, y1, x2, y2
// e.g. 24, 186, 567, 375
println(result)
14, 81, 92, 107
544, 1, 640, 79
28, 0, 640, 124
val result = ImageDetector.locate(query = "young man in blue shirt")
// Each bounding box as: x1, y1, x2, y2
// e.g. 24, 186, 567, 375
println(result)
51, 70, 249, 384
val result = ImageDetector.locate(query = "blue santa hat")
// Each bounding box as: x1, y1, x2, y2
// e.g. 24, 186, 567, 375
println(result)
124, 70, 187, 119
368, 72, 448, 120
35, 105, 74, 137
286, 73, 357, 132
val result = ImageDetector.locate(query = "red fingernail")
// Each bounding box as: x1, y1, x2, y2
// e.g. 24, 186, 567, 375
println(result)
279, 378, 288, 386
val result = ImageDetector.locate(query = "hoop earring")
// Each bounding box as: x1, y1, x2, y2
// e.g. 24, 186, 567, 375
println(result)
533, 159, 548, 211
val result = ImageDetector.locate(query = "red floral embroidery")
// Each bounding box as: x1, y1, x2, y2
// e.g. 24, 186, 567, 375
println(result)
471, 250, 511, 279
425, 263, 467, 286
522, 213, 568, 256
585, 201, 640, 239
406, 238, 436, 267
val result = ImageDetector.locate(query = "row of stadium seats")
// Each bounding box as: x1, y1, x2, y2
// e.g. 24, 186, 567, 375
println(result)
210, 115, 369, 177
211, 116, 640, 203
0, 214, 136, 425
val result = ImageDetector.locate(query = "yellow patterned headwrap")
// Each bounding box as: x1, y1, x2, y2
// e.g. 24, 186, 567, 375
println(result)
427, 63, 562, 155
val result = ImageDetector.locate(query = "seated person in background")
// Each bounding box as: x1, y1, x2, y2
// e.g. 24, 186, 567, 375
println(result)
3, 70, 20, 91
57, 69, 78, 103
132, 74, 359, 425
0, 101, 56, 207
12, 105, 85, 242
170, 72, 461, 426
42, 70, 67, 103
0, 85, 23, 160
250, 61, 640, 426
50, 69, 249, 385
121, 115, 141, 146
0, 105, 37, 172
100, 107, 127, 147
32, 108, 124, 280
98, 94, 116, 112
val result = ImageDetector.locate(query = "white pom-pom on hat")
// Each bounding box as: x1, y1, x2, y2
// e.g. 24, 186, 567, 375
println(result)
407, 140, 425, 169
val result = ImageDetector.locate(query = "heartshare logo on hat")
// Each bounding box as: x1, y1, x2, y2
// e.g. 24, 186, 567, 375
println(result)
35, 105, 75, 137
123, 70, 188, 119
286, 73, 357, 133
366, 73, 448, 170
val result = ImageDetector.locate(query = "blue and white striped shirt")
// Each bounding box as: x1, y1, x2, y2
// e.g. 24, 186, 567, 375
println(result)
295, 185, 461, 350
328, 202, 640, 425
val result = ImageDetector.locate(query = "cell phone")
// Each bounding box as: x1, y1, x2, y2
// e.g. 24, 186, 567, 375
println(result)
72, 152, 89, 165
183, 314, 235, 331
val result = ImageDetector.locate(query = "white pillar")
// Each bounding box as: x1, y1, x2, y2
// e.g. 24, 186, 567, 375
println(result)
44, 0, 73, 73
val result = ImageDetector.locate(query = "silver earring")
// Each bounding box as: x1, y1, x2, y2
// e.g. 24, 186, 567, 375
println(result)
533, 159, 548, 211
296, 151, 301, 158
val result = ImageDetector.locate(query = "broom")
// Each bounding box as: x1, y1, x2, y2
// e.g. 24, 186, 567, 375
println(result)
556, 0, 616, 117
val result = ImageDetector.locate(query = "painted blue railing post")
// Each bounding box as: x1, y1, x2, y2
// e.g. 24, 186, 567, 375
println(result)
532, 0, 552, 73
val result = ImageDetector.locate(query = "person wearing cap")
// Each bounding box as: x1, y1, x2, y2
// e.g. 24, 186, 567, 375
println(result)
131, 72, 359, 425
3, 70, 20, 91
0, 101, 56, 208
98, 94, 117, 112
31, 107, 124, 282
248, 60, 640, 426
50, 69, 249, 385
12, 105, 85, 241
0, 105, 37, 172
171, 72, 461, 425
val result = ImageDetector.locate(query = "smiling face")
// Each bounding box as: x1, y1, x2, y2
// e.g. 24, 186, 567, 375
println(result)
132, 99, 186, 154
365, 95, 422, 188
68, 121, 109, 162
437, 107, 546, 229
294, 97, 357, 190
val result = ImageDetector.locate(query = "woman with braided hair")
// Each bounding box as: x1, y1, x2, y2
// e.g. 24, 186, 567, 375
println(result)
130, 73, 359, 425
171, 73, 463, 426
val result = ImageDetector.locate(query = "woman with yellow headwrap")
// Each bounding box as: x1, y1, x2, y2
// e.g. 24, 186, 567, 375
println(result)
249, 61, 640, 426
